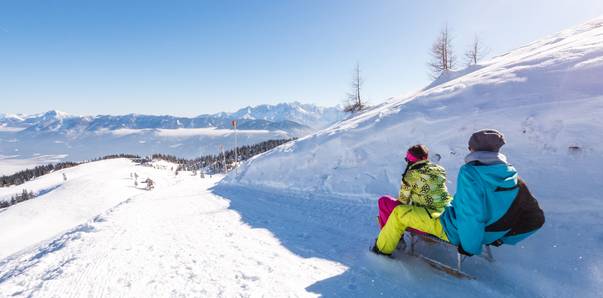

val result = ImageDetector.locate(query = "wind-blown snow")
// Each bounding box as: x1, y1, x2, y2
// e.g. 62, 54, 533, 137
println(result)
217, 17, 603, 296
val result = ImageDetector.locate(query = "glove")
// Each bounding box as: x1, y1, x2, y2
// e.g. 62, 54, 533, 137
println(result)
457, 245, 473, 257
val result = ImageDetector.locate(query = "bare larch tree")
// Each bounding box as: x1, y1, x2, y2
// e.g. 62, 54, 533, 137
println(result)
429, 25, 455, 78
344, 62, 367, 113
465, 35, 489, 66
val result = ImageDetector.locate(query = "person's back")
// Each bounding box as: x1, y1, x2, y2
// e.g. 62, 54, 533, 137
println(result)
399, 159, 452, 216
440, 130, 545, 256
372, 130, 544, 257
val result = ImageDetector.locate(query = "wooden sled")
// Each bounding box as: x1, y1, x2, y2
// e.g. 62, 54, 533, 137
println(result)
405, 228, 494, 279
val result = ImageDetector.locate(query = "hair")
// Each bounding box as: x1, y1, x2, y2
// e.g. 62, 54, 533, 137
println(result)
408, 144, 429, 160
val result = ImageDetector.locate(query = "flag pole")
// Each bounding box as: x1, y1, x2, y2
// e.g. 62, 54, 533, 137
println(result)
232, 120, 238, 174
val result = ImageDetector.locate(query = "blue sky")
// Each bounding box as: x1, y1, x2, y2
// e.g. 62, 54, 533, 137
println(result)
1, 0, 602, 116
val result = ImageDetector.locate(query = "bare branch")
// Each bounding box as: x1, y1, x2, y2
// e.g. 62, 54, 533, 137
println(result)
343, 62, 368, 114
428, 24, 456, 78
465, 35, 490, 66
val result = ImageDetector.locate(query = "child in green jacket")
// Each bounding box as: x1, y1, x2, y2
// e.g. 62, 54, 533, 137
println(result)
377, 144, 452, 228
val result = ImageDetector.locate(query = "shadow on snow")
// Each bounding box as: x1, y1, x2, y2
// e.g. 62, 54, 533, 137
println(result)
211, 184, 536, 297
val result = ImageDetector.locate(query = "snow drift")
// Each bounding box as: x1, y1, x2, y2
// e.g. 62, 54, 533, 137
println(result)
220, 17, 603, 296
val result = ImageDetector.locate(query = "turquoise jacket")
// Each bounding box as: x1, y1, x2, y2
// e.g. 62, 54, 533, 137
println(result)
440, 158, 520, 255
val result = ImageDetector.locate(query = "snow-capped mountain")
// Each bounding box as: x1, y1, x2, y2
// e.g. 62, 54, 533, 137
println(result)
220, 17, 603, 296
2, 103, 344, 135
1, 110, 73, 128
0, 103, 343, 161
223, 102, 345, 129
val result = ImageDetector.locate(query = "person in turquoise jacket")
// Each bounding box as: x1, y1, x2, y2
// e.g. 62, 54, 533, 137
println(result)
373, 129, 545, 257
440, 129, 545, 256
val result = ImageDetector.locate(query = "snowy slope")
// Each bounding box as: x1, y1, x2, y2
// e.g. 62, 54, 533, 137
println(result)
217, 17, 603, 296
2, 17, 603, 298
0, 159, 146, 259
0, 160, 345, 297
225, 17, 603, 197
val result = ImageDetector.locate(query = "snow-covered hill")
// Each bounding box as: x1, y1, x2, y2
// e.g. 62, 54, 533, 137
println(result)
225, 17, 603, 199
217, 17, 603, 296
0, 159, 345, 296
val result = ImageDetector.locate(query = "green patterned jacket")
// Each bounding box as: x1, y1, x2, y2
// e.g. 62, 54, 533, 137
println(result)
399, 160, 453, 216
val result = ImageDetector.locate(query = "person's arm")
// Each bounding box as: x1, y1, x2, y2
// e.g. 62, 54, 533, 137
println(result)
398, 177, 411, 204
454, 166, 486, 255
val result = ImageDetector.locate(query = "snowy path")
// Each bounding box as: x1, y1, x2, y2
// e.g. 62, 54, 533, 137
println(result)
1, 159, 599, 297
213, 185, 596, 298
0, 171, 344, 297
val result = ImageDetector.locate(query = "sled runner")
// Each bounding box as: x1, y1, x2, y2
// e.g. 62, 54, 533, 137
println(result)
405, 228, 494, 279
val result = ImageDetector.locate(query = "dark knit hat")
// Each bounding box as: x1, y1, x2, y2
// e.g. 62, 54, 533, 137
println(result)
468, 129, 506, 152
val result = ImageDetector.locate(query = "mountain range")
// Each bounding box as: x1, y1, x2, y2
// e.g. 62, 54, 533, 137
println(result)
0, 102, 345, 161
1, 102, 344, 135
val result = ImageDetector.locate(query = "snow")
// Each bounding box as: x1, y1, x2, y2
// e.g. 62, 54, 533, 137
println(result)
0, 159, 345, 297
218, 16, 603, 296
1, 16, 603, 298
0, 159, 142, 258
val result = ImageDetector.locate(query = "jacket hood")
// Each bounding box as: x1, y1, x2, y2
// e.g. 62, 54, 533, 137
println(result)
465, 152, 517, 190
464, 151, 508, 165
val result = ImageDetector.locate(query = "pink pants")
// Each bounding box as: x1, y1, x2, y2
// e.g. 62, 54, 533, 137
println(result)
378, 195, 427, 235
378, 195, 401, 228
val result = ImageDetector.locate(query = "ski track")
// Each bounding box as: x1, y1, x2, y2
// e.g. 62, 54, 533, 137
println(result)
0, 172, 344, 297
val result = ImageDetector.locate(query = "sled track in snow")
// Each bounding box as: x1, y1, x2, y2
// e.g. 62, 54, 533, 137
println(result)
212, 184, 547, 297
0, 193, 143, 297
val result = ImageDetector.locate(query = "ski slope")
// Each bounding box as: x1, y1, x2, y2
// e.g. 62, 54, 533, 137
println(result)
218, 17, 603, 297
1, 17, 603, 298
0, 159, 345, 297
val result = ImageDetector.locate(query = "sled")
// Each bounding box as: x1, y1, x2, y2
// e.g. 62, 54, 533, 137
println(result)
405, 228, 494, 279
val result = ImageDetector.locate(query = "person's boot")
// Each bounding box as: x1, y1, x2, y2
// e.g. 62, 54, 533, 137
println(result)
370, 239, 393, 258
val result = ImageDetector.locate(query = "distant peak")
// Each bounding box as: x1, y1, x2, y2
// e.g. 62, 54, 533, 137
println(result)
42, 110, 70, 118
